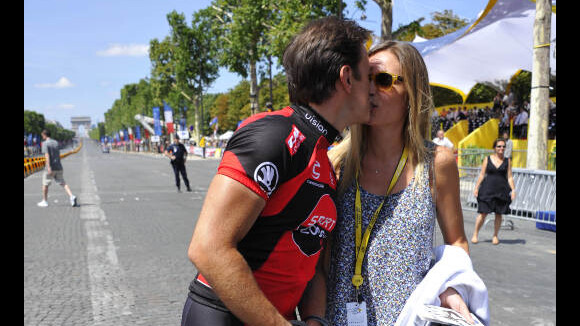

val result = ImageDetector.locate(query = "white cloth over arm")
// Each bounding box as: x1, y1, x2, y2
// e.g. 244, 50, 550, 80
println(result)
394, 245, 490, 326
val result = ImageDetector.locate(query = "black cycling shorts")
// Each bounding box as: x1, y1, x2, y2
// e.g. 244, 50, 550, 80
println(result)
181, 278, 243, 326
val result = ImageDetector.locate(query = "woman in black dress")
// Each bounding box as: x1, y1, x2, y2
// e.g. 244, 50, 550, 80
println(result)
471, 138, 516, 245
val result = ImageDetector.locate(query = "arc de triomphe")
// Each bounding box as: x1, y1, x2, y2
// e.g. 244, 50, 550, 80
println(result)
70, 116, 91, 137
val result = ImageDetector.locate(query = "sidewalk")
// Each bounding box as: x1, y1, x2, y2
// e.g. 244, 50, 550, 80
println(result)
454, 211, 556, 326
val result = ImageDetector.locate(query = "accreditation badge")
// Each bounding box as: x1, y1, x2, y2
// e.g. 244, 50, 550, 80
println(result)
346, 301, 368, 326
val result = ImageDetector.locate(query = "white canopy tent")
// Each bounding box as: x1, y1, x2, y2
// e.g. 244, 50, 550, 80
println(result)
409, 0, 556, 102
218, 130, 234, 141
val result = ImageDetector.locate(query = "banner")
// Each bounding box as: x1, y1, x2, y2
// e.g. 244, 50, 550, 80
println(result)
153, 107, 162, 136
209, 116, 218, 126
164, 101, 174, 134
135, 125, 141, 140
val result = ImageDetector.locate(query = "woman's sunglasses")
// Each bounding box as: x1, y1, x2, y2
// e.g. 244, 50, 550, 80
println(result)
369, 71, 404, 92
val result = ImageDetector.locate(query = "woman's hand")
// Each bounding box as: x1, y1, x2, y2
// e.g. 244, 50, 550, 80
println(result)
439, 287, 475, 324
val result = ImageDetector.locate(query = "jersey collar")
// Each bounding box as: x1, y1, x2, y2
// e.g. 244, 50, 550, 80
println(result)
291, 104, 340, 144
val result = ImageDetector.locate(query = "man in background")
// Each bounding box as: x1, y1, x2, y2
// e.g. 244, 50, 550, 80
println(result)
37, 129, 77, 207
165, 135, 192, 192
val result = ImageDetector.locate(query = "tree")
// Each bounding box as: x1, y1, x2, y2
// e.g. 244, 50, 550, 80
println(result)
209, 0, 272, 116
24, 110, 46, 136
208, 0, 339, 116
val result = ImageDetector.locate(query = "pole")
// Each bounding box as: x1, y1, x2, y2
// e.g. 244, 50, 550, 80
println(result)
527, 0, 551, 170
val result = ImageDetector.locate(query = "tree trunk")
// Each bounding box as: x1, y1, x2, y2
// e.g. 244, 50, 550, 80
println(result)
527, 0, 551, 170
373, 0, 393, 41
250, 59, 259, 116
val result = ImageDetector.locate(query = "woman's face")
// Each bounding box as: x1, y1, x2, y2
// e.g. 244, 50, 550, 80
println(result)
495, 140, 506, 155
368, 49, 408, 127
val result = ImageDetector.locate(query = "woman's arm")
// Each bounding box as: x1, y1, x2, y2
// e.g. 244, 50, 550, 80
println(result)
433, 146, 474, 323
473, 156, 487, 198
507, 158, 516, 201
433, 146, 469, 254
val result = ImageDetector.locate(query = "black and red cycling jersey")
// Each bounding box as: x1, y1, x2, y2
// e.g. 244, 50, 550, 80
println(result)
195, 104, 340, 320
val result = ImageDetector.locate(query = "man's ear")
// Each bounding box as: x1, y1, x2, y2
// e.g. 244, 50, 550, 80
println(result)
338, 65, 352, 93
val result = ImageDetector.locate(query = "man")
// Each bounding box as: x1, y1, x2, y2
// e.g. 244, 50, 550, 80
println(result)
180, 17, 373, 326
164, 135, 191, 192
514, 107, 529, 139
433, 129, 454, 150
37, 129, 77, 207
501, 131, 513, 159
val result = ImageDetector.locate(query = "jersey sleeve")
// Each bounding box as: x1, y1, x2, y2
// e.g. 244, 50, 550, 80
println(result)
217, 116, 292, 201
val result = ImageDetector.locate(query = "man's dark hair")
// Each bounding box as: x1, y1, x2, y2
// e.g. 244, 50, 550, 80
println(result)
283, 16, 371, 106
42, 129, 51, 137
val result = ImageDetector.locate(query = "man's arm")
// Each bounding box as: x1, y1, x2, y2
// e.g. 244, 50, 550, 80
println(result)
44, 152, 51, 174
188, 174, 290, 326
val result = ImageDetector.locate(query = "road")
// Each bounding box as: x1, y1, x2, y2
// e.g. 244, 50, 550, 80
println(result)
24, 139, 556, 325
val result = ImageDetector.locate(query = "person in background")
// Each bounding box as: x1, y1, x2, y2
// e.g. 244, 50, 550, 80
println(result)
180, 16, 373, 326
432, 129, 454, 150
471, 138, 516, 245
164, 135, 191, 193
501, 131, 513, 160
37, 129, 77, 208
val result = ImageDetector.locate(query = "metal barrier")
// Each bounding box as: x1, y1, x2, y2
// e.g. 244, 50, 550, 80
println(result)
459, 167, 556, 226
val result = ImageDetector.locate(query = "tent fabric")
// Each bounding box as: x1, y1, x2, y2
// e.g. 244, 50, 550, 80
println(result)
409, 0, 556, 102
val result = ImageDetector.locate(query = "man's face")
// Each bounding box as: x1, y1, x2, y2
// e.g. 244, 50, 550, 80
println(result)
347, 45, 372, 125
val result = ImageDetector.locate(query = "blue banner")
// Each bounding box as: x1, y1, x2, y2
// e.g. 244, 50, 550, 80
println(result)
135, 125, 141, 140
209, 116, 218, 126
153, 107, 162, 136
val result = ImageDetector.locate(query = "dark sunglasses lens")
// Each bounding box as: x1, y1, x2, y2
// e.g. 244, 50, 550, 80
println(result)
375, 73, 393, 88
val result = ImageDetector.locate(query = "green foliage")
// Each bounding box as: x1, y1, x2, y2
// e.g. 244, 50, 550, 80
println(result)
24, 110, 75, 141
391, 9, 469, 41
465, 83, 498, 104
24, 110, 46, 136
431, 86, 462, 107
461, 145, 490, 167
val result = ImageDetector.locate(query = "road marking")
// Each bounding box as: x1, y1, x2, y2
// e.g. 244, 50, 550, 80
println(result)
80, 149, 134, 323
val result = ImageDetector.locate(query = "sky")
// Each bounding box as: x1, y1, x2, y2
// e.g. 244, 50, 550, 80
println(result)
24, 0, 488, 129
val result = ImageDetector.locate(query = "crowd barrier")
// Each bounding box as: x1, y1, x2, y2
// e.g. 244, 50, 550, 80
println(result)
458, 167, 556, 228
24, 142, 83, 178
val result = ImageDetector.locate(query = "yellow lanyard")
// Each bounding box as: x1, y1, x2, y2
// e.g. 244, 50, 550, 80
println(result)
352, 146, 408, 291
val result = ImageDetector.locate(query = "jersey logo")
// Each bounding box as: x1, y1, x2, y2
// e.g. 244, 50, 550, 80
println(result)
292, 194, 337, 256
312, 161, 321, 179
285, 124, 306, 156
254, 162, 279, 196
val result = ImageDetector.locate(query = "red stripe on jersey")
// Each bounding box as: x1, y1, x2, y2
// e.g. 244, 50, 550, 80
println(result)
262, 137, 335, 216
237, 107, 293, 131
218, 151, 268, 201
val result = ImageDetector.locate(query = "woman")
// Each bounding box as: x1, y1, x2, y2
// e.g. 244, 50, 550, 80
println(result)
325, 41, 477, 325
471, 138, 516, 245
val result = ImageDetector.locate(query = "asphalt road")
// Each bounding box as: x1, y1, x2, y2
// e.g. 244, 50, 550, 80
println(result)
24, 139, 556, 325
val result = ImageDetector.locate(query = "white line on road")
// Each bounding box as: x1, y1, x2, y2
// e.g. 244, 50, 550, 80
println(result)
80, 149, 134, 324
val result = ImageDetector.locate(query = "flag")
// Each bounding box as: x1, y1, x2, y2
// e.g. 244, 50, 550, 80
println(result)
209, 116, 218, 126
153, 107, 162, 136
164, 101, 174, 134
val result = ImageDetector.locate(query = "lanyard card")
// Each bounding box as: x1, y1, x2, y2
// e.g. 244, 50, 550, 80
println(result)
346, 301, 368, 326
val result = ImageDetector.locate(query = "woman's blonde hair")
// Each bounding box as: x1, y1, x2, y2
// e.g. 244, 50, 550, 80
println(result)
329, 41, 434, 196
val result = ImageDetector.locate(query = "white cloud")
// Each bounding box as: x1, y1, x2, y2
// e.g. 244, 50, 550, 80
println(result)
34, 76, 74, 89
96, 43, 149, 57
